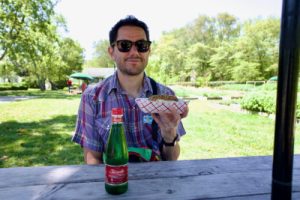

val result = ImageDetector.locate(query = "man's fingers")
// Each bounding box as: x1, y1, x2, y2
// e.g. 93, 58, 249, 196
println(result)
180, 106, 189, 119
151, 113, 162, 127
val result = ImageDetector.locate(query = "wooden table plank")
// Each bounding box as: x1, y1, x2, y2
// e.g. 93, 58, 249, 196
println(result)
1, 155, 299, 188
0, 170, 299, 200
0, 155, 299, 199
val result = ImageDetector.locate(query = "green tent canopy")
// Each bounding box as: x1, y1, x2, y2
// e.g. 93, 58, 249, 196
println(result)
70, 72, 94, 80
268, 76, 278, 81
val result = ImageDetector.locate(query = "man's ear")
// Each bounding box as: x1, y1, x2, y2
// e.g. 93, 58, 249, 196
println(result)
108, 46, 114, 59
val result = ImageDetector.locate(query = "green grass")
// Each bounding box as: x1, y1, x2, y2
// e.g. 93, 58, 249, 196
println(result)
0, 90, 84, 167
180, 100, 300, 160
171, 85, 243, 98
0, 88, 299, 167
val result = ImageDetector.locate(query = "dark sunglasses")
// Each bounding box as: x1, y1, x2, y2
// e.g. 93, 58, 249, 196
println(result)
112, 40, 151, 53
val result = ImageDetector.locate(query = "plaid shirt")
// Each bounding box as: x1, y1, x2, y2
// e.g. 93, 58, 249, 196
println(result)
72, 72, 186, 157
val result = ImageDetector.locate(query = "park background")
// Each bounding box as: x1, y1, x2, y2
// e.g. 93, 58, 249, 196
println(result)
1, 0, 299, 168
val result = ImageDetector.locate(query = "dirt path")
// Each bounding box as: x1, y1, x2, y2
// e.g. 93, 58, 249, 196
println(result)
0, 96, 36, 103
207, 101, 246, 113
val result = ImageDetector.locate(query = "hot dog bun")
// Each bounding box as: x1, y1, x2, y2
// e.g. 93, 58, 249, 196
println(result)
148, 95, 178, 101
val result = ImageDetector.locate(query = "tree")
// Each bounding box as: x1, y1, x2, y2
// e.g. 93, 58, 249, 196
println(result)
44, 37, 84, 89
185, 42, 213, 80
1, 0, 58, 89
85, 40, 114, 68
147, 15, 280, 84
185, 15, 216, 46
233, 18, 280, 80
0, 0, 85, 90
0, 0, 57, 61
152, 34, 185, 83
209, 41, 236, 80
15, 25, 62, 90
214, 13, 241, 43
58, 37, 84, 78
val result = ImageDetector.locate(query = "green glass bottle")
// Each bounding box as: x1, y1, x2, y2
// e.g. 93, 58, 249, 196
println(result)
104, 108, 128, 195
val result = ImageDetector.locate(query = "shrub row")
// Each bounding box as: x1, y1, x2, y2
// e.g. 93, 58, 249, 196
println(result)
241, 91, 276, 114
0, 83, 28, 91
240, 91, 300, 118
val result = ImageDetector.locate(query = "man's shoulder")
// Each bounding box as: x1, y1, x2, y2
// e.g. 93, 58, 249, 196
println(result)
84, 77, 113, 101
147, 77, 175, 95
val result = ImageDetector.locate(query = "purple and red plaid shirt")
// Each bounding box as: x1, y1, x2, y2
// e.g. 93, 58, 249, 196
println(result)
72, 72, 186, 157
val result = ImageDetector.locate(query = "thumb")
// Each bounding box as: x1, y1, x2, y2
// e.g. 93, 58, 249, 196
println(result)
151, 113, 162, 127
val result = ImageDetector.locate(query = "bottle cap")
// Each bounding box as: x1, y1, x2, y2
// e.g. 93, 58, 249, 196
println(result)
112, 108, 123, 115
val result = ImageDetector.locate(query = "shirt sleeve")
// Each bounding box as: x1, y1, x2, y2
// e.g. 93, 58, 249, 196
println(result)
72, 89, 105, 152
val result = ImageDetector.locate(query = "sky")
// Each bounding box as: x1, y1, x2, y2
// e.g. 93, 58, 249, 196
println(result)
55, 0, 282, 60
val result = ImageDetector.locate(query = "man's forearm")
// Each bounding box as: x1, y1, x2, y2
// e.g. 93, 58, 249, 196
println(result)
84, 148, 102, 164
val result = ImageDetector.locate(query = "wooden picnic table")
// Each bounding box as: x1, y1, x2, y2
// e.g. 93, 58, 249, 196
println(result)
0, 155, 299, 199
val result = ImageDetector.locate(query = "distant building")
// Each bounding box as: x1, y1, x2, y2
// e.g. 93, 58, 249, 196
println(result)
82, 67, 115, 82
0, 75, 22, 83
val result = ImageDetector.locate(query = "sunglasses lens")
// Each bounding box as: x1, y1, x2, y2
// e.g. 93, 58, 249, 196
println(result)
136, 41, 150, 52
115, 40, 151, 52
117, 40, 132, 52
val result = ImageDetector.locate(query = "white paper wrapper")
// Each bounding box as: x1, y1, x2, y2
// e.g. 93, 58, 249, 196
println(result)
135, 98, 188, 114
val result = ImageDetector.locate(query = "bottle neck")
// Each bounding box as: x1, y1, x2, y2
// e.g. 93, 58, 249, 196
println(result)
112, 114, 123, 124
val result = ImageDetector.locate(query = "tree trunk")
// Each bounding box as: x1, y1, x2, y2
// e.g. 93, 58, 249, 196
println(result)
49, 80, 58, 90
0, 48, 8, 61
39, 79, 46, 91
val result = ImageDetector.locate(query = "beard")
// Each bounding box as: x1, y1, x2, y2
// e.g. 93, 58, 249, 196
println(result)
118, 65, 145, 76
117, 57, 148, 76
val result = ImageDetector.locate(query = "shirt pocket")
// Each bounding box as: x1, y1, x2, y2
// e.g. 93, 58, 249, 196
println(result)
94, 115, 111, 144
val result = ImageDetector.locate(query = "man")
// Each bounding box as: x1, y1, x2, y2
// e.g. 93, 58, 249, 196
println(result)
72, 15, 188, 164
67, 79, 72, 93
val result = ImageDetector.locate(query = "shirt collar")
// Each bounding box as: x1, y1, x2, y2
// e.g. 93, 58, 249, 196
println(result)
107, 71, 121, 94
143, 74, 154, 97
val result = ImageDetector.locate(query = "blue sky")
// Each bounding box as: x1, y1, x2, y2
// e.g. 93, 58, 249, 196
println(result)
55, 0, 282, 59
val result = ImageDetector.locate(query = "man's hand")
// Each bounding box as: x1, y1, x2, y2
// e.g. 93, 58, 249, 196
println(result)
151, 105, 189, 142
151, 105, 189, 161
180, 105, 189, 119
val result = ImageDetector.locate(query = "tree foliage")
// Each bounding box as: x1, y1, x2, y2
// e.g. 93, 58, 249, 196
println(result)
85, 13, 280, 86
0, 0, 84, 90
92, 13, 279, 85
86, 40, 114, 68
0, 0, 55, 60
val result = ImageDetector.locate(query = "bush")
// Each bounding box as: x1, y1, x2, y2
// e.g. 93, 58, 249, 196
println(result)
241, 91, 300, 119
241, 91, 276, 114
0, 83, 28, 91
23, 77, 39, 88
257, 83, 277, 91
217, 84, 256, 91
50, 79, 67, 90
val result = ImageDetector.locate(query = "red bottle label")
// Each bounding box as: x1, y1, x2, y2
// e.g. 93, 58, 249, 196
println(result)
105, 164, 128, 185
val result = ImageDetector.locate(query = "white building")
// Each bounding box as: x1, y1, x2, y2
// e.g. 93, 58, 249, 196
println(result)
82, 67, 115, 82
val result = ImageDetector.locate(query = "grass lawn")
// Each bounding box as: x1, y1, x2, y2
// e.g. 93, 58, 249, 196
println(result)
0, 88, 299, 167
0, 90, 84, 167
180, 100, 300, 160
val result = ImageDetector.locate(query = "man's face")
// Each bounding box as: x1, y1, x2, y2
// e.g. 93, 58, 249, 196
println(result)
108, 26, 151, 76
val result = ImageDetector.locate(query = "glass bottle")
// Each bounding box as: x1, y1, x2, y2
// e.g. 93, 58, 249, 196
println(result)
104, 108, 128, 195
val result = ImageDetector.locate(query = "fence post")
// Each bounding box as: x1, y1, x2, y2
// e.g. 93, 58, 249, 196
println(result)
271, 0, 300, 199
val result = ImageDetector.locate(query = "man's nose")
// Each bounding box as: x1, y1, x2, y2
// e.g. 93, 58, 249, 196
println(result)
128, 44, 139, 54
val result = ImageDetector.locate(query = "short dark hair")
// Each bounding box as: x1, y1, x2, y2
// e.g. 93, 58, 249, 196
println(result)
109, 15, 150, 45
